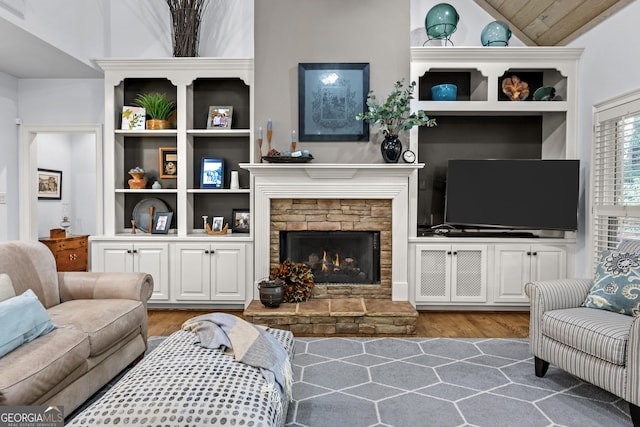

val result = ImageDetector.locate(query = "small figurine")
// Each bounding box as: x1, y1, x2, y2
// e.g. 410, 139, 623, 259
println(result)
202, 215, 209, 230
131, 219, 136, 234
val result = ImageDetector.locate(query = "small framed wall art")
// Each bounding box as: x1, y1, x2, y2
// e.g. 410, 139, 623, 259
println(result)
152, 211, 173, 234
212, 216, 224, 232
121, 106, 146, 130
232, 209, 250, 233
200, 158, 224, 189
298, 62, 370, 141
37, 168, 62, 200
159, 147, 177, 179
207, 106, 233, 129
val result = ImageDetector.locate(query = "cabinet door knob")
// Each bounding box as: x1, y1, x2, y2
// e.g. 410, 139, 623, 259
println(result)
447, 251, 452, 255
205, 250, 210, 254
453, 251, 457, 256
210, 249, 215, 254
532, 252, 538, 256
527, 251, 532, 256
127, 249, 132, 254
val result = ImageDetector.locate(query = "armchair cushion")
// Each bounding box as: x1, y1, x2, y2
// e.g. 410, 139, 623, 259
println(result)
542, 307, 632, 365
584, 250, 640, 316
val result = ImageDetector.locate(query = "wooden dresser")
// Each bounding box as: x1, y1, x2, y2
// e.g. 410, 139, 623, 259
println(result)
40, 235, 89, 272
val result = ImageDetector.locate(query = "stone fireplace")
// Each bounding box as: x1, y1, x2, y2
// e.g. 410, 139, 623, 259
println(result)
273, 199, 390, 298
244, 163, 422, 303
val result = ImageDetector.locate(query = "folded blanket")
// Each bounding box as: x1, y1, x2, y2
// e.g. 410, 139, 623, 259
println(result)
181, 313, 293, 405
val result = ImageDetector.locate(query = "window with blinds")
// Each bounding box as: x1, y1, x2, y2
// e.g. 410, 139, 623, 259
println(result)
592, 90, 640, 272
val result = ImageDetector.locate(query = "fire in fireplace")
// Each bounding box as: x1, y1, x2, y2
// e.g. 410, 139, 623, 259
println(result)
280, 231, 380, 284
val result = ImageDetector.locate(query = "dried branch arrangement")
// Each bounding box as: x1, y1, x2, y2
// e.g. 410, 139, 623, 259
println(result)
167, 0, 208, 57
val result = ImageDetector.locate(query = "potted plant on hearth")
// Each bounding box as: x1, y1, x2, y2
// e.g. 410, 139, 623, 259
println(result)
269, 259, 315, 303
133, 92, 176, 130
356, 79, 437, 163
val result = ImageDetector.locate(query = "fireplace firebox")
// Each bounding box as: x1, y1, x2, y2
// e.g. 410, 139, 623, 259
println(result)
280, 231, 380, 284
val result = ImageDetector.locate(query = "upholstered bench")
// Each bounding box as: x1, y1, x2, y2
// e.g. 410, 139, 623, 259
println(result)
66, 328, 295, 427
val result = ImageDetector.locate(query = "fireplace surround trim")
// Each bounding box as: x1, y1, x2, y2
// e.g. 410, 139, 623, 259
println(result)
242, 163, 423, 305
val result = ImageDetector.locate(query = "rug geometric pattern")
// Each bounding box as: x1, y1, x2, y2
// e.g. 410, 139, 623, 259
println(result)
286, 338, 632, 427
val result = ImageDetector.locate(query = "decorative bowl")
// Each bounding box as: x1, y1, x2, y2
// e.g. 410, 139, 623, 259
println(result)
431, 84, 457, 101
533, 86, 557, 101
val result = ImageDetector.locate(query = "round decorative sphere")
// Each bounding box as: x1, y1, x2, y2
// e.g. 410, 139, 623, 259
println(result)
481, 21, 512, 46
425, 3, 459, 39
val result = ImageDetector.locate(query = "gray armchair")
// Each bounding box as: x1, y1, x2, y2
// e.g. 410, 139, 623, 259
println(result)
526, 272, 640, 426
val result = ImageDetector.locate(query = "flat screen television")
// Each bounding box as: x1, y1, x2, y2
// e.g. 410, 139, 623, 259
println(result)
444, 159, 580, 231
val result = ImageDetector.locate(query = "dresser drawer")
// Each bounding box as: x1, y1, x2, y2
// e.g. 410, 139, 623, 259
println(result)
40, 235, 89, 272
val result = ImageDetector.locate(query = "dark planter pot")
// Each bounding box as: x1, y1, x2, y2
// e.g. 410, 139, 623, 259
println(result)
258, 280, 284, 308
381, 135, 402, 163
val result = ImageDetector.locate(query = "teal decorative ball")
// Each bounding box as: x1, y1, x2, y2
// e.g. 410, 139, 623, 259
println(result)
481, 21, 512, 46
425, 3, 459, 39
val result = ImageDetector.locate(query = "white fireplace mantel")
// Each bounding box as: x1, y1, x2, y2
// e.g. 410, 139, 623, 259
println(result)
240, 163, 423, 303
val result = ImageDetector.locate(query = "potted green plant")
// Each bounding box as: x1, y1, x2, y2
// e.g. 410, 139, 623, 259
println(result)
269, 259, 315, 303
356, 79, 436, 163
133, 92, 176, 129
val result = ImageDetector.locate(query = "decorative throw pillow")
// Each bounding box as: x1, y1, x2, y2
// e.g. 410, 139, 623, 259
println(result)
0, 273, 15, 302
584, 250, 640, 316
0, 289, 56, 357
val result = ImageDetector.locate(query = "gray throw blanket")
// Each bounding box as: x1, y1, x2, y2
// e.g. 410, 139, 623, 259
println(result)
181, 313, 292, 404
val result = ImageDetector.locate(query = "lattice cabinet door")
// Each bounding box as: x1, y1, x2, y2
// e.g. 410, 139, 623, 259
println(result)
416, 245, 452, 302
450, 245, 487, 302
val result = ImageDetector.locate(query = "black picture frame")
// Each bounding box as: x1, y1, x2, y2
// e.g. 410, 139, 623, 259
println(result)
298, 62, 370, 141
152, 211, 173, 234
232, 209, 250, 233
37, 168, 62, 200
200, 158, 224, 189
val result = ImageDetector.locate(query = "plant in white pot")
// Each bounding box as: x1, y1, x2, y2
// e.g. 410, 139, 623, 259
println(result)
356, 79, 436, 163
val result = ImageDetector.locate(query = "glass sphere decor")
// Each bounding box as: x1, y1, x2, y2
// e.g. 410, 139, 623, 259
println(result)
425, 3, 459, 42
481, 21, 512, 46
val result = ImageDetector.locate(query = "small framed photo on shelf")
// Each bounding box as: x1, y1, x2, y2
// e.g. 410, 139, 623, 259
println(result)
200, 158, 224, 189
152, 211, 173, 234
212, 216, 224, 232
37, 168, 62, 200
232, 209, 250, 233
121, 106, 146, 130
159, 147, 177, 179
207, 106, 233, 129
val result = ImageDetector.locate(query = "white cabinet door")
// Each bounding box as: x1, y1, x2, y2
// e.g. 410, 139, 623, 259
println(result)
133, 243, 170, 301
211, 243, 246, 301
175, 243, 211, 301
91, 241, 169, 301
494, 244, 531, 303
92, 242, 134, 273
531, 244, 567, 282
494, 244, 567, 303
415, 244, 486, 303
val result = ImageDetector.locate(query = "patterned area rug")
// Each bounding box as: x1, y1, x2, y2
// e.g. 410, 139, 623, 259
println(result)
67, 337, 632, 427
287, 338, 632, 427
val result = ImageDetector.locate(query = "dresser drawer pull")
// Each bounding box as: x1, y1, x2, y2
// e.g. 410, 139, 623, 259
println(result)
69, 253, 78, 261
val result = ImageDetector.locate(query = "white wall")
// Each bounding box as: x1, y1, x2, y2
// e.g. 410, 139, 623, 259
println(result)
0, 71, 19, 241
568, 0, 640, 277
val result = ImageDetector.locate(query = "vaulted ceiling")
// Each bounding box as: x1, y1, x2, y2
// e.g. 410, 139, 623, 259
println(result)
473, 0, 633, 46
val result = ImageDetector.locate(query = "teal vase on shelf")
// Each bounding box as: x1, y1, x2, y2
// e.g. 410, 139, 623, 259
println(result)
424, 3, 459, 45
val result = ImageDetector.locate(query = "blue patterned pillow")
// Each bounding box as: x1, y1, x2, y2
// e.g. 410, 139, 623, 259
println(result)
584, 250, 640, 316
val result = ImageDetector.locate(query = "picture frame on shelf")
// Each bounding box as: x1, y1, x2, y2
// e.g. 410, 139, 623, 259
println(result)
200, 158, 224, 189
212, 216, 224, 232
159, 147, 177, 179
207, 106, 233, 129
232, 209, 250, 233
121, 106, 146, 130
298, 62, 370, 142
152, 211, 173, 234
37, 168, 62, 200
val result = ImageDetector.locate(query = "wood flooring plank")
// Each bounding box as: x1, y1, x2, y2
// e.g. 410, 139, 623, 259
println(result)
148, 308, 529, 338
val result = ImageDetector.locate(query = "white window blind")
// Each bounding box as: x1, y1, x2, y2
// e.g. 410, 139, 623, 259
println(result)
592, 91, 640, 272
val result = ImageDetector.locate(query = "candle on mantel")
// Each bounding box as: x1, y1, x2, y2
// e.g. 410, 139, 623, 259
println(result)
291, 130, 297, 151
258, 127, 263, 139
267, 119, 272, 131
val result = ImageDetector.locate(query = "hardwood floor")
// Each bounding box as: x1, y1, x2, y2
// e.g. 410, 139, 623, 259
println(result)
148, 309, 530, 338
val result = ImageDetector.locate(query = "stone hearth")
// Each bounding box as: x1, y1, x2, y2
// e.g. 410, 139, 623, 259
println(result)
244, 298, 417, 336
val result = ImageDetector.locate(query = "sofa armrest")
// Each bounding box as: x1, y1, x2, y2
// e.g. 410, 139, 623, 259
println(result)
525, 278, 593, 358
57, 272, 154, 305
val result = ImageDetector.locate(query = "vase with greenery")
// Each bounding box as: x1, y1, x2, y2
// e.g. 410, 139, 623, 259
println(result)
269, 259, 315, 303
356, 79, 436, 163
133, 92, 176, 129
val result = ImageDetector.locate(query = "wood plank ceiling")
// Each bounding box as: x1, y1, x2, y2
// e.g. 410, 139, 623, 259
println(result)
473, 0, 633, 46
